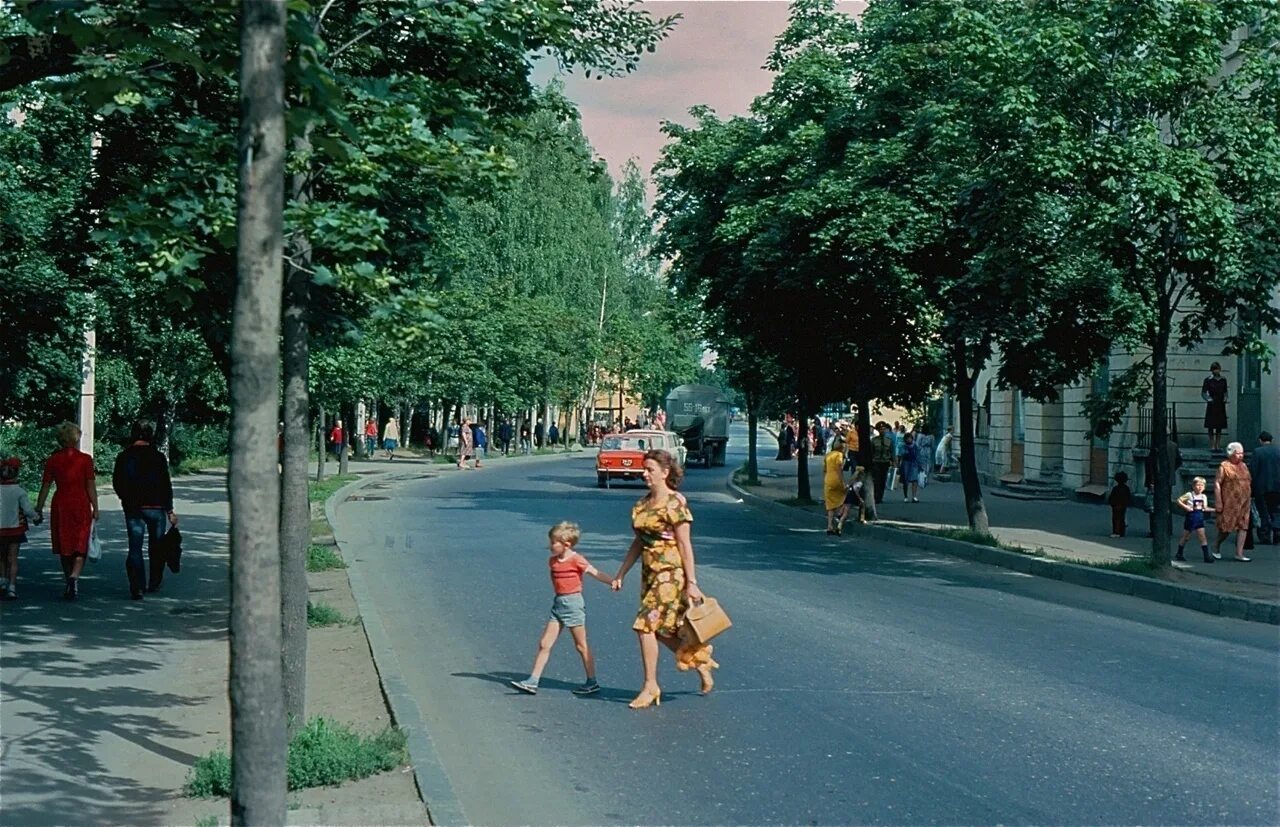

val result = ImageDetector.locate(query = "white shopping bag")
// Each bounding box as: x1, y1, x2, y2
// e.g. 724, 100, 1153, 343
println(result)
87, 520, 102, 562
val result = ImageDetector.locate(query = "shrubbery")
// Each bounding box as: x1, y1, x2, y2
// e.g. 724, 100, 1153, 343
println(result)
186, 718, 408, 798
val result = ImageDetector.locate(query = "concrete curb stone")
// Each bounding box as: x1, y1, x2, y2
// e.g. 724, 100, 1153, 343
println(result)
727, 475, 1280, 626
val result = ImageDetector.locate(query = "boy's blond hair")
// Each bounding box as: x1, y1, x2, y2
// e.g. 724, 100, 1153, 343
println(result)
1192, 476, 1206, 487
548, 521, 581, 546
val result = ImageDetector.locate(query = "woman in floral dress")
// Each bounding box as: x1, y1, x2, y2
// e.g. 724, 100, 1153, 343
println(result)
1214, 442, 1253, 562
613, 449, 717, 708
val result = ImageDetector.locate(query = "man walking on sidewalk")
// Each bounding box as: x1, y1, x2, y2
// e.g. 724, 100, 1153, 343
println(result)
112, 420, 179, 599
1250, 431, 1279, 544
871, 422, 894, 505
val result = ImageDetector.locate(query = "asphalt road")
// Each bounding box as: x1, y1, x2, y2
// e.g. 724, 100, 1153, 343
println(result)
332, 423, 1280, 826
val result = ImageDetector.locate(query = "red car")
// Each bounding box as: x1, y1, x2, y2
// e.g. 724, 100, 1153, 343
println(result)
595, 430, 685, 488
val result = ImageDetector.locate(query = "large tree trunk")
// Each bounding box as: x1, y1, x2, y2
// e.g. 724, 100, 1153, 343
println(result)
279, 123, 313, 734
1150, 314, 1173, 565
856, 398, 877, 522
796, 406, 812, 502
745, 391, 759, 484
953, 343, 990, 534
229, 2, 288, 822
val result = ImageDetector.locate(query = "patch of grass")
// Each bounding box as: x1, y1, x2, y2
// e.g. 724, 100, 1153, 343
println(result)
309, 517, 332, 539
307, 543, 346, 572
195, 815, 219, 827
186, 718, 409, 798
915, 526, 1028, 552
1086, 557, 1161, 576
306, 601, 350, 627
173, 455, 228, 476
308, 473, 359, 504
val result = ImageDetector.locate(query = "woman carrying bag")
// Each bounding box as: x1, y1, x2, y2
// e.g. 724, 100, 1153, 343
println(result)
612, 449, 720, 708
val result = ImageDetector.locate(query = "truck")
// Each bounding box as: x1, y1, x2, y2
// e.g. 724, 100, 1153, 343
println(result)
664, 384, 730, 468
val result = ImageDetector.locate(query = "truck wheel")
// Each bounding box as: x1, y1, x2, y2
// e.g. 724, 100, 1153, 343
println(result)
597, 472, 608, 488
711, 445, 725, 467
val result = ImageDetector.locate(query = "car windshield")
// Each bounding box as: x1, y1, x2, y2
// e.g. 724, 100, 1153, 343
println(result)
601, 436, 648, 451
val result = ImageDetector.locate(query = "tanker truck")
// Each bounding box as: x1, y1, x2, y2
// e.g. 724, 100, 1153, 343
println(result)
664, 384, 730, 468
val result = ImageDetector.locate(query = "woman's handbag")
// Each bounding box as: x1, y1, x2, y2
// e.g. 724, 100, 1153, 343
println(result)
87, 521, 102, 562
684, 596, 732, 643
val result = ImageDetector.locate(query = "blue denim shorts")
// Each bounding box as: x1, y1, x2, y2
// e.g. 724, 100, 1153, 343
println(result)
550, 592, 586, 627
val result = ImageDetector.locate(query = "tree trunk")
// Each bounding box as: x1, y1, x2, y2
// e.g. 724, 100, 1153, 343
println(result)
1150, 317, 1173, 565
316, 407, 326, 481
279, 118, 313, 735
952, 343, 990, 534
229, 2, 288, 821
745, 392, 759, 485
796, 407, 812, 502
338, 403, 350, 475
856, 398, 877, 522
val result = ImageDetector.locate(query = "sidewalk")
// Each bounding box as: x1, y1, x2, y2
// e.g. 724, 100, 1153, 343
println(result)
742, 452, 1280, 604
0, 473, 425, 827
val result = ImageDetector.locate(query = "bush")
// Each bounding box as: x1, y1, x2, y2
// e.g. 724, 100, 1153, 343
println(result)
186, 718, 408, 798
307, 601, 348, 627
307, 544, 346, 572
0, 423, 59, 492
168, 424, 228, 468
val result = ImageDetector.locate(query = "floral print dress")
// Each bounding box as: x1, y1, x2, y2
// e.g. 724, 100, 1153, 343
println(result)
631, 492, 693, 637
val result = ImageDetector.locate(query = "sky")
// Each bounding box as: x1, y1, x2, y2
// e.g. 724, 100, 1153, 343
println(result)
541, 0, 865, 181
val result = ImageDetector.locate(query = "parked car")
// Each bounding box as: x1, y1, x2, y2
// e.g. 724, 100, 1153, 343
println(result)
596, 430, 686, 488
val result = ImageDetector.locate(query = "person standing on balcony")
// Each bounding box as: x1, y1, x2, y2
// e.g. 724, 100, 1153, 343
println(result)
1202, 362, 1228, 452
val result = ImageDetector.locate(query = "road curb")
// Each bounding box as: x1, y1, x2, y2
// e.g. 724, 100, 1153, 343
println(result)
726, 475, 1279, 626
325, 474, 468, 827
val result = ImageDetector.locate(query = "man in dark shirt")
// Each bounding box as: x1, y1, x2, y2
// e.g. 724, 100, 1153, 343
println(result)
112, 421, 179, 598
1250, 431, 1280, 545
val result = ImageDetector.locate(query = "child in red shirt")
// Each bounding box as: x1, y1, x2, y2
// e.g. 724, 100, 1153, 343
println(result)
511, 521, 613, 696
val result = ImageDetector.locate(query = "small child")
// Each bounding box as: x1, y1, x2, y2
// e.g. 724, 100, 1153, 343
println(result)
0, 457, 40, 599
1175, 476, 1215, 563
511, 521, 614, 696
837, 466, 868, 531
1107, 471, 1132, 537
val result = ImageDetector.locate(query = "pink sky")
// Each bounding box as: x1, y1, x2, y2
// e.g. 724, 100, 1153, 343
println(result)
545, 0, 865, 180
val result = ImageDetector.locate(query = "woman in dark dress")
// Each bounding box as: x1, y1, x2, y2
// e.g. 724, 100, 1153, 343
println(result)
1202, 362, 1228, 452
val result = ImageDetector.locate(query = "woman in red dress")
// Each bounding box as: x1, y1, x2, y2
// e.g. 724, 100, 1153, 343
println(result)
35, 422, 99, 600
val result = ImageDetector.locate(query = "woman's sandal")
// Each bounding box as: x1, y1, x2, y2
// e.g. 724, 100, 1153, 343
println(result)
697, 665, 715, 696
628, 687, 662, 709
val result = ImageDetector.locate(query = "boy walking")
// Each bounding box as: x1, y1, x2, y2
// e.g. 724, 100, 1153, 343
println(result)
511, 522, 613, 696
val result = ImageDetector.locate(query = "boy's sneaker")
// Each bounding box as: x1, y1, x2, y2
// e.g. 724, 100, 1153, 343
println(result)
510, 679, 538, 695
571, 680, 600, 696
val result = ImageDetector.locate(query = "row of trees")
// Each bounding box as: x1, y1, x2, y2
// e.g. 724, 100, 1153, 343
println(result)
4, 1, 690, 822
655, 0, 1280, 563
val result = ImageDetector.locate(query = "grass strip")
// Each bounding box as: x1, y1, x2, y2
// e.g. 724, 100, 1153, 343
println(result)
187, 717, 408, 797
308, 473, 359, 504
307, 544, 346, 572
306, 601, 349, 627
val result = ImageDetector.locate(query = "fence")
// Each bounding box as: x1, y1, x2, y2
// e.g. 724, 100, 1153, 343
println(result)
1136, 404, 1179, 449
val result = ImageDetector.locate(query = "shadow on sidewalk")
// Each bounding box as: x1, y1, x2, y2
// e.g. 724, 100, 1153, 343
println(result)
0, 499, 228, 827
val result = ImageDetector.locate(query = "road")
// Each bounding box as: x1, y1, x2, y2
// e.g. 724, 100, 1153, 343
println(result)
331, 423, 1280, 826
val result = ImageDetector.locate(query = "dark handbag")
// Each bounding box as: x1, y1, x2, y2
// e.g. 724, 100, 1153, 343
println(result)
159, 526, 183, 573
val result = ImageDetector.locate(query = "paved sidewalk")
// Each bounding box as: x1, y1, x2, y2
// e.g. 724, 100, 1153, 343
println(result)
746, 451, 1279, 603
0, 472, 428, 827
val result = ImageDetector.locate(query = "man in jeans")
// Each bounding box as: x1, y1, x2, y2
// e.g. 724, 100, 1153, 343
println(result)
112, 420, 179, 599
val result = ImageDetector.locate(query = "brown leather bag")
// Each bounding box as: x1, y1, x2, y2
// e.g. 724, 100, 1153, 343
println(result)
683, 596, 732, 643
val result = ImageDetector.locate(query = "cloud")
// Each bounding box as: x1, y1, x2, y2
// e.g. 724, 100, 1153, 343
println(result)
553, 0, 865, 180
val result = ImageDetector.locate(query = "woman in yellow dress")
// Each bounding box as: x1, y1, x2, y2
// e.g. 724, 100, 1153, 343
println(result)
612, 449, 716, 708
824, 437, 847, 535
